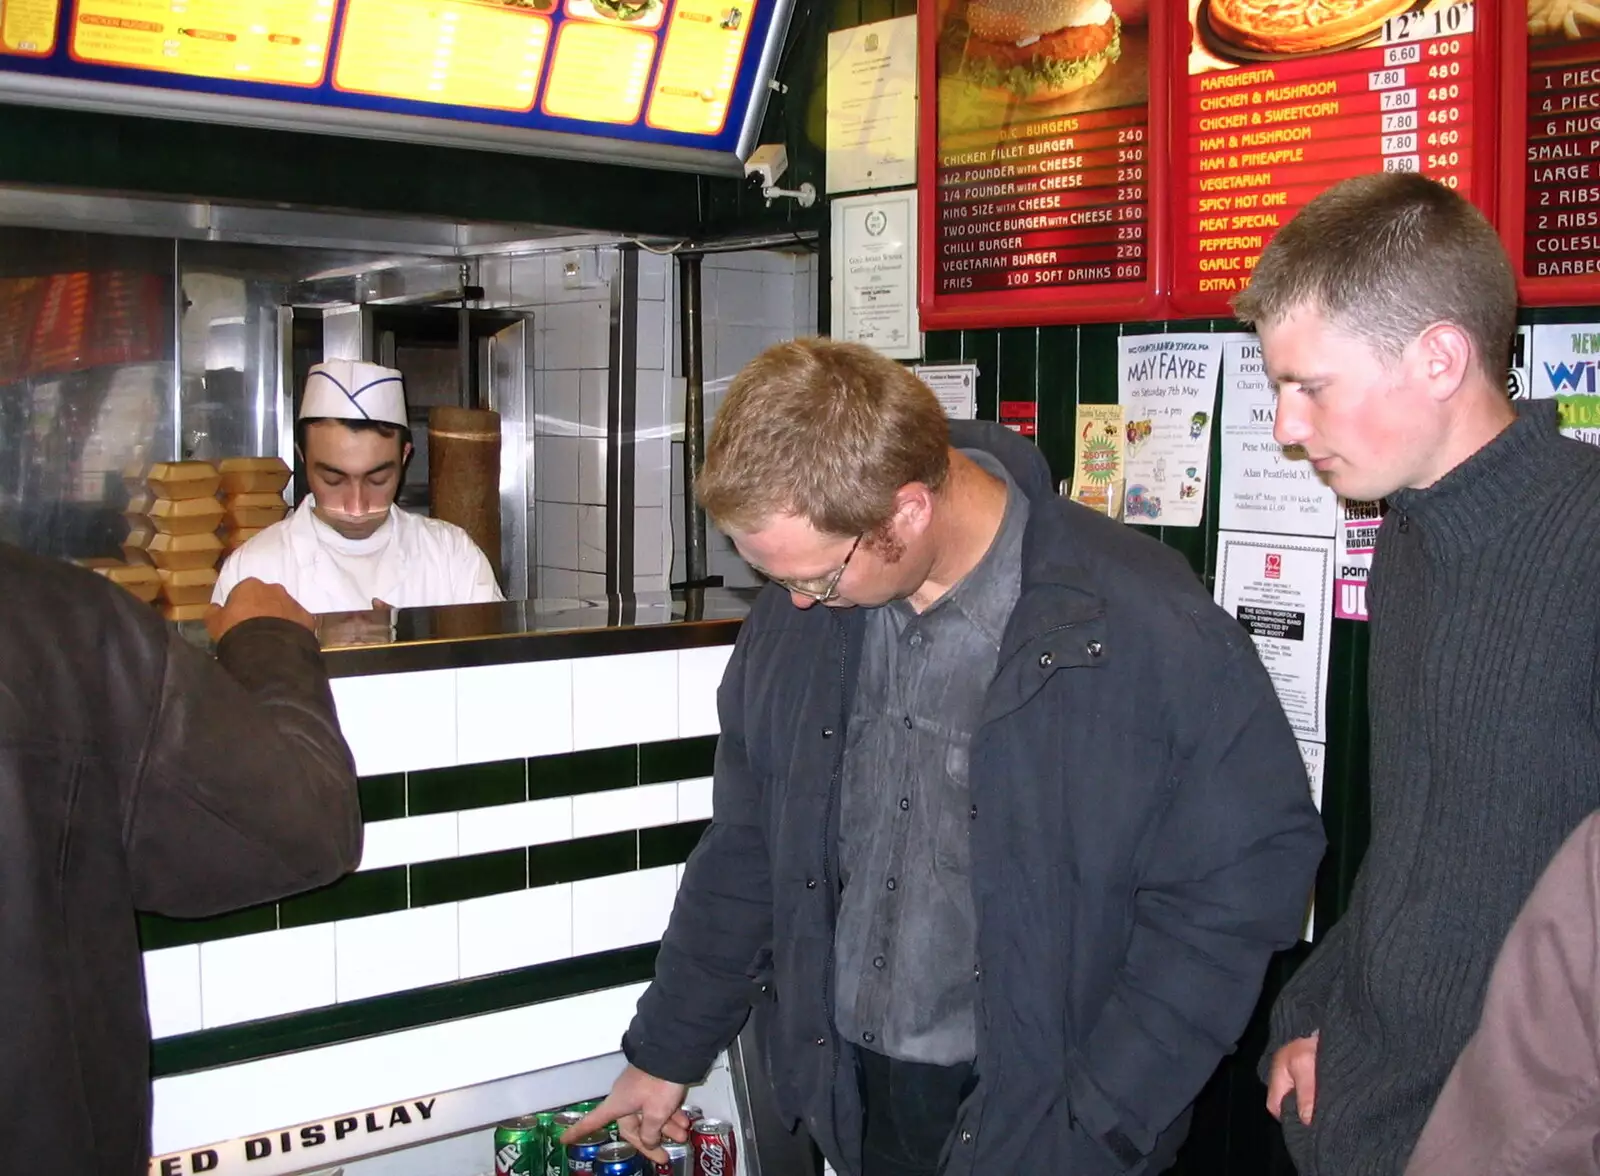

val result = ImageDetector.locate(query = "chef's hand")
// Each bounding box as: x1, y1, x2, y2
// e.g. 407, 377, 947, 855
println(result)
206, 578, 315, 642
562, 1065, 690, 1164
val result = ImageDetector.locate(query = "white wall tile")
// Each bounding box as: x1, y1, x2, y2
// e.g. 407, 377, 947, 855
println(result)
635, 436, 670, 509
543, 303, 583, 369
357, 814, 459, 873
577, 505, 607, 574
509, 253, 548, 307
458, 796, 573, 857
639, 252, 669, 302
144, 946, 202, 1039
572, 781, 679, 839
572, 866, 679, 956
579, 368, 609, 437
678, 644, 732, 737
580, 299, 611, 370
677, 777, 715, 822
538, 503, 581, 573
636, 301, 666, 371
539, 369, 581, 437
634, 506, 665, 576
536, 436, 582, 503
336, 906, 460, 1004
457, 661, 575, 763
200, 925, 336, 1029
578, 438, 608, 507
572, 651, 679, 749
459, 884, 573, 979
477, 257, 513, 307
331, 671, 458, 776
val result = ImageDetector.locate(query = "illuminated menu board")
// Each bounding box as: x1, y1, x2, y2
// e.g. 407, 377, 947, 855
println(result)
1172, 0, 1495, 317
917, 0, 1169, 328
1502, 0, 1600, 302
0, 0, 792, 174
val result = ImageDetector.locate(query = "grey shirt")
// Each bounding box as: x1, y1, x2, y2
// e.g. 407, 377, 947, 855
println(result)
833, 450, 1029, 1065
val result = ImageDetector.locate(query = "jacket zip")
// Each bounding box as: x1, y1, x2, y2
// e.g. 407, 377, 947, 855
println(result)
821, 612, 849, 1164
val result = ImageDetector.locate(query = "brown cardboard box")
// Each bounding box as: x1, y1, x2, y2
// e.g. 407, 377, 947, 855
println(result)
162, 602, 211, 623
223, 526, 265, 551
78, 559, 162, 604
122, 526, 155, 565
219, 457, 292, 496
158, 566, 219, 607
224, 492, 290, 530
147, 531, 223, 572
149, 496, 226, 536
148, 461, 222, 500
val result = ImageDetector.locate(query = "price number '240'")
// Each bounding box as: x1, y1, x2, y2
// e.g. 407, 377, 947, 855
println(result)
1383, 0, 1473, 43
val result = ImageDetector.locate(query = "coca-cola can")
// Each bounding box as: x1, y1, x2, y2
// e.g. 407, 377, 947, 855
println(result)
690, 1119, 736, 1176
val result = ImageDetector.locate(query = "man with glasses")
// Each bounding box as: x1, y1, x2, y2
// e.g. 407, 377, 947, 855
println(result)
569, 337, 1323, 1176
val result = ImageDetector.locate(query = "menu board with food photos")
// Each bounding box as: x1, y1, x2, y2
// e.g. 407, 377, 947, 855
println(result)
1500, 0, 1600, 302
1170, 0, 1500, 318
918, 0, 1170, 327
0, 0, 793, 173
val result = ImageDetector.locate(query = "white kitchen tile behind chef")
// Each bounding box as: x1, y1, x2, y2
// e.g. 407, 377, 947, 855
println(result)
200, 925, 337, 1029
335, 905, 459, 1004
571, 651, 678, 749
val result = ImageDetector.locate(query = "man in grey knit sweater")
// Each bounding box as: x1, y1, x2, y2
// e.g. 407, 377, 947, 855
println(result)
1234, 172, 1600, 1175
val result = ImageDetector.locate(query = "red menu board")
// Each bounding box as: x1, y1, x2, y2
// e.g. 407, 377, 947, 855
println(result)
918, 0, 1169, 328
1170, 0, 1498, 318
1500, 0, 1600, 303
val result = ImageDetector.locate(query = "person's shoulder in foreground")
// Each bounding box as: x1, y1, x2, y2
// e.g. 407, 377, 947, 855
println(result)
1406, 809, 1600, 1176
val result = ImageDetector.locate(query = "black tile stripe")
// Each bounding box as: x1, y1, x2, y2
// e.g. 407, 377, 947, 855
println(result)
280, 867, 408, 929
528, 745, 638, 800
410, 848, 528, 907
409, 758, 527, 815
640, 820, 711, 870
139, 904, 277, 953
149, 944, 660, 1079
528, 831, 638, 888
357, 774, 405, 822
638, 735, 718, 785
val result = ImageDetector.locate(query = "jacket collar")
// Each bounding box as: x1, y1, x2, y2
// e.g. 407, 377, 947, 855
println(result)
290, 498, 412, 596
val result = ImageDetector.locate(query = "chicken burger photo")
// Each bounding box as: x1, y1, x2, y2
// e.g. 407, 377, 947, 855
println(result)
961, 0, 1122, 103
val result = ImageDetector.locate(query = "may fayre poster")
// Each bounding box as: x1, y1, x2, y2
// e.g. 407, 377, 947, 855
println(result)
1117, 334, 1224, 528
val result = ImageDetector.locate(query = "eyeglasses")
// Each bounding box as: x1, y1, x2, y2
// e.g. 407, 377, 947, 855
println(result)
766, 534, 863, 604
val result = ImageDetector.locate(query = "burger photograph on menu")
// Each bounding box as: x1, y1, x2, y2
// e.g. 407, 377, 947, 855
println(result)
960, 0, 1124, 102
937, 0, 1147, 127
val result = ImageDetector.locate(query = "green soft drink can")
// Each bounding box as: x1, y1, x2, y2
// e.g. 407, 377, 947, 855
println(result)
546, 1110, 586, 1176
495, 1114, 546, 1176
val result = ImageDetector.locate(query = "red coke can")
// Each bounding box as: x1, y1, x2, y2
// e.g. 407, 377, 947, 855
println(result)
690, 1118, 737, 1176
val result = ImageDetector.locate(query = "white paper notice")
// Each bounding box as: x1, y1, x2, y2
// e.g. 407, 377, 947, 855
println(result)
915, 363, 977, 420
1334, 498, 1385, 622
1530, 322, 1600, 445
830, 190, 920, 360
1118, 334, 1224, 528
1297, 738, 1325, 941
825, 16, 918, 194
1219, 337, 1336, 538
1214, 531, 1334, 744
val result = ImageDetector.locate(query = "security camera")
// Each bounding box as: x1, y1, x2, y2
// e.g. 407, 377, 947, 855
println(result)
744, 144, 789, 188
742, 143, 816, 208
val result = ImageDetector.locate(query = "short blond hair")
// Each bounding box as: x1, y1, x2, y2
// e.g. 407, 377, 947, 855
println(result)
697, 337, 949, 536
1233, 172, 1516, 380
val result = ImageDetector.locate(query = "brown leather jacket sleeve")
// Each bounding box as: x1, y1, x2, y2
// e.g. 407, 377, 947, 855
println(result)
125, 617, 363, 917
1406, 810, 1600, 1176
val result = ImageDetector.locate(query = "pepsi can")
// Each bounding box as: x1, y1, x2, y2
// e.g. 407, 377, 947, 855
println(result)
567, 1131, 608, 1174
597, 1141, 642, 1175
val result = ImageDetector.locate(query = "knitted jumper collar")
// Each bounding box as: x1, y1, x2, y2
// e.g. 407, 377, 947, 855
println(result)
1386, 399, 1564, 557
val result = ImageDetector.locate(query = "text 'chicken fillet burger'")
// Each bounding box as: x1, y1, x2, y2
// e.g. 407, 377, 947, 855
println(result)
961, 0, 1121, 103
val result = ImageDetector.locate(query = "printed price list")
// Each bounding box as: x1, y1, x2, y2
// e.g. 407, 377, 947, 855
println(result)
2, 0, 58, 56
934, 103, 1151, 295
1181, 0, 1476, 301
1525, 43, 1600, 279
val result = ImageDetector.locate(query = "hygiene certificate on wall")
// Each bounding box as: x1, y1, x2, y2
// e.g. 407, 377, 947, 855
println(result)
831, 189, 921, 360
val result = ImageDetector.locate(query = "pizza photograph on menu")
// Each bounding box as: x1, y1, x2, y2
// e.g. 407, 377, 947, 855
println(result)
1203, 0, 1417, 59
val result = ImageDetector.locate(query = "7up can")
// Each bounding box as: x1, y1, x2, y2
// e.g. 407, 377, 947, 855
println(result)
495, 1115, 546, 1176
546, 1110, 586, 1176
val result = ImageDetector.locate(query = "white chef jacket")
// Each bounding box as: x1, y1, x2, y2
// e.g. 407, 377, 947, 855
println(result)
213, 498, 503, 614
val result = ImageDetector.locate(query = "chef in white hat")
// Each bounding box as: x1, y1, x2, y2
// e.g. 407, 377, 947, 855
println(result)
213, 360, 503, 615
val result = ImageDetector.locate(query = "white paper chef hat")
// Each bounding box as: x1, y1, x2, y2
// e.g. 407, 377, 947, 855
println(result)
299, 360, 408, 426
